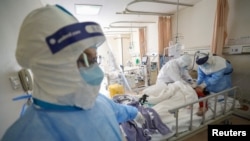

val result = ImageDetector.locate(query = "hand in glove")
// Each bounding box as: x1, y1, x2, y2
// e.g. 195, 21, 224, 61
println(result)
134, 112, 145, 128
187, 79, 197, 88
139, 94, 149, 105
191, 83, 197, 88
195, 86, 204, 93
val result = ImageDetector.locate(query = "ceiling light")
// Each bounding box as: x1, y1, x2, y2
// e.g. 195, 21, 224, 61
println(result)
75, 4, 102, 15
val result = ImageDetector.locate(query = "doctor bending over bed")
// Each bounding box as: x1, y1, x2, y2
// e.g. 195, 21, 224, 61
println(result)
1, 5, 145, 141
193, 52, 234, 116
156, 54, 193, 85
195, 52, 233, 94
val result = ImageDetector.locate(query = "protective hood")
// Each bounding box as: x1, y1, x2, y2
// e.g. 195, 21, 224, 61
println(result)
196, 52, 209, 65
16, 5, 106, 109
176, 54, 192, 68
199, 55, 226, 75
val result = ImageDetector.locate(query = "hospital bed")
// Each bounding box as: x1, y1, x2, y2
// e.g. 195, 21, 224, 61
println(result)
113, 82, 240, 141
160, 86, 239, 141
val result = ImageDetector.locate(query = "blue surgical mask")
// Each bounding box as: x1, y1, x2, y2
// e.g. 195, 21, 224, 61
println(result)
79, 63, 104, 86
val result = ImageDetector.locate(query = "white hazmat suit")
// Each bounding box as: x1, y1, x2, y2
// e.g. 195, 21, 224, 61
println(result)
156, 54, 192, 85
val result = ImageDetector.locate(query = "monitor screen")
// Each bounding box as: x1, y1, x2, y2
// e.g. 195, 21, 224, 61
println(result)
142, 56, 148, 63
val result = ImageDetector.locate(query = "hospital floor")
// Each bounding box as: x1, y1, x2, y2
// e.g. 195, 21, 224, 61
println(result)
183, 114, 250, 141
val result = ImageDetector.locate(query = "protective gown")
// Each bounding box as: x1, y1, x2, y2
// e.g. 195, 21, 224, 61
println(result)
156, 54, 192, 84
197, 55, 233, 93
2, 94, 137, 141
1, 5, 138, 141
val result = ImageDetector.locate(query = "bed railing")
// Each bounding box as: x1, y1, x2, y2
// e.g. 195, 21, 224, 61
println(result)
167, 86, 238, 141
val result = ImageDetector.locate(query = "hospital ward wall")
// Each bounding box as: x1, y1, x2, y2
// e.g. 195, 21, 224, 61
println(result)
0, 0, 45, 138
225, 0, 250, 103
172, 0, 250, 105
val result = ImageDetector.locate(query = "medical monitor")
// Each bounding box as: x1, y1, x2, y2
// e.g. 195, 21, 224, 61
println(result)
142, 56, 148, 65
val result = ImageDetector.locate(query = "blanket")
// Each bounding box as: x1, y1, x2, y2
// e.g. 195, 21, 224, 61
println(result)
113, 94, 171, 141
136, 81, 201, 130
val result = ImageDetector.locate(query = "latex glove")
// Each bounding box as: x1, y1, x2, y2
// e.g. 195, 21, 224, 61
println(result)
192, 80, 206, 88
199, 82, 207, 89
195, 86, 204, 93
134, 112, 145, 128
139, 94, 149, 105
187, 79, 197, 88
191, 83, 197, 88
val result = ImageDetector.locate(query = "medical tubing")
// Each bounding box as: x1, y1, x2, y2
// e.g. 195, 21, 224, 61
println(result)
106, 41, 133, 92
176, 0, 179, 43
119, 69, 133, 92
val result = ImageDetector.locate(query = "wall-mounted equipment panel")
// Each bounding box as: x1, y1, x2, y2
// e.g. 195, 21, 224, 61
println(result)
224, 45, 250, 54
229, 45, 242, 54
242, 45, 250, 53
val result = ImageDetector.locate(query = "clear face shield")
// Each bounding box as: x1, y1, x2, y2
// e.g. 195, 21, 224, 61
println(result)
95, 39, 134, 96
19, 5, 116, 110
195, 52, 209, 65
78, 48, 98, 68
77, 47, 107, 89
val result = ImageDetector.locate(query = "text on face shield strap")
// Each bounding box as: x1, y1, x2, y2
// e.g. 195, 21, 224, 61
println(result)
46, 22, 104, 54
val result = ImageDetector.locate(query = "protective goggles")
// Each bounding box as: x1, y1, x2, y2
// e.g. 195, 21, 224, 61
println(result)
78, 52, 97, 67
196, 53, 209, 65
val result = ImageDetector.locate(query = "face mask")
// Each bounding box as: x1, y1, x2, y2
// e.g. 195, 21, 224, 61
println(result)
79, 63, 104, 86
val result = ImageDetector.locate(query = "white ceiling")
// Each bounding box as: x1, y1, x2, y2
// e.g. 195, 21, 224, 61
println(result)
40, 0, 202, 33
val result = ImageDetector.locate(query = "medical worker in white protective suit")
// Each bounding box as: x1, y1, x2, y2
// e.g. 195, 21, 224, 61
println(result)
1, 5, 145, 141
156, 54, 193, 85
195, 52, 233, 93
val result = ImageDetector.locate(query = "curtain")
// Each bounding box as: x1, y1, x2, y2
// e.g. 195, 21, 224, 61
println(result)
158, 16, 172, 68
158, 16, 172, 55
139, 28, 147, 59
211, 0, 229, 55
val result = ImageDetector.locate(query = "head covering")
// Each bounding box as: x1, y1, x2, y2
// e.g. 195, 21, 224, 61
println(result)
16, 5, 106, 109
199, 55, 227, 75
196, 52, 209, 65
176, 54, 192, 68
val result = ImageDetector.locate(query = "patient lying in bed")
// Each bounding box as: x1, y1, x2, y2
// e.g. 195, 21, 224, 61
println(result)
137, 81, 199, 108
137, 81, 202, 123
112, 81, 240, 141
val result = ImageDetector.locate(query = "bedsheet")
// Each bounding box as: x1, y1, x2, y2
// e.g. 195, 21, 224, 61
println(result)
150, 99, 239, 141
113, 94, 171, 141
136, 83, 240, 141
115, 82, 240, 141
135, 82, 202, 141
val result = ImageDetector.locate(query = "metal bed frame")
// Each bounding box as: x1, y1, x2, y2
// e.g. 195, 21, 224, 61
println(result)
166, 86, 239, 141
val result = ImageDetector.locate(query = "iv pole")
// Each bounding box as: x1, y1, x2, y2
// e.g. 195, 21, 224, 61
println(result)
175, 0, 180, 44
